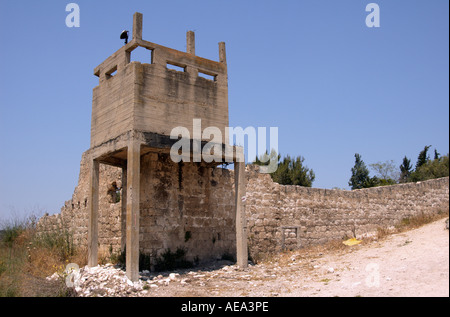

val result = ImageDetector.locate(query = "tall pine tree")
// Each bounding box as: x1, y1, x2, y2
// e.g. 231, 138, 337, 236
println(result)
416, 145, 431, 170
349, 153, 370, 190
399, 156, 412, 183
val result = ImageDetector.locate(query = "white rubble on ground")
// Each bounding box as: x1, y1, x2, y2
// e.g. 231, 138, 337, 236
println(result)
72, 264, 148, 297
45, 261, 240, 297
46, 263, 164, 297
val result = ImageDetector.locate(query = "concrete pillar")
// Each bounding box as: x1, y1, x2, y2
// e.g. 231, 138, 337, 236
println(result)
87, 159, 99, 267
126, 141, 141, 281
187, 31, 195, 55
133, 12, 143, 41
121, 165, 127, 252
219, 42, 227, 64
234, 150, 248, 268
217, 42, 228, 87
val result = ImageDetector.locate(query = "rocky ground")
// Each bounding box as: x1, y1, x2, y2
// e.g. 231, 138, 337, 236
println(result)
48, 218, 449, 297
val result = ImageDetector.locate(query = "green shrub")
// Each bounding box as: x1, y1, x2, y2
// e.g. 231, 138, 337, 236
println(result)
33, 229, 75, 260
139, 252, 151, 271
221, 252, 235, 262
409, 155, 449, 182
1, 226, 24, 247
154, 247, 193, 272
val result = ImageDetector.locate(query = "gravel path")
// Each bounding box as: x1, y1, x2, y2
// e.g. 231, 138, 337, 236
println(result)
60, 218, 448, 297
145, 218, 449, 297
289, 218, 449, 297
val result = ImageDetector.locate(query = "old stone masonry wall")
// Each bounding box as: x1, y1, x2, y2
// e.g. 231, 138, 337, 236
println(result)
37, 152, 123, 254
38, 160, 449, 264
245, 165, 449, 260
37, 151, 236, 264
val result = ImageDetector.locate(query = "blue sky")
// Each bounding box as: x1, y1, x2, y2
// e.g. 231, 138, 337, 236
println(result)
0, 0, 448, 220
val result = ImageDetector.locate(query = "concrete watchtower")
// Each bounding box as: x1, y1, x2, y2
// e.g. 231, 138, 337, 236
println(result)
86, 12, 247, 281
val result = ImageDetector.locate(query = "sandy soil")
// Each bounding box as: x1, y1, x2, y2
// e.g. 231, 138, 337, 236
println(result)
146, 218, 449, 297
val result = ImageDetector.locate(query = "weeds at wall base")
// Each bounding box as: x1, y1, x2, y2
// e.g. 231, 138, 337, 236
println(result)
110, 246, 195, 272
0, 216, 85, 297
377, 208, 449, 240
253, 207, 449, 266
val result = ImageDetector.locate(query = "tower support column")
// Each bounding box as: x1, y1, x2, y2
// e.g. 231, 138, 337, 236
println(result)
234, 148, 248, 268
126, 141, 141, 281
88, 159, 99, 267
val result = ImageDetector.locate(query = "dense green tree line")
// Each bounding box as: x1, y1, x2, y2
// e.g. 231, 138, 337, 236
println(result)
250, 144, 448, 189
253, 149, 315, 187
349, 145, 449, 190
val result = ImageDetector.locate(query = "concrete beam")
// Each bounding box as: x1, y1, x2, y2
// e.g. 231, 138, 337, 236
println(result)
126, 141, 141, 281
234, 150, 248, 268
87, 159, 99, 267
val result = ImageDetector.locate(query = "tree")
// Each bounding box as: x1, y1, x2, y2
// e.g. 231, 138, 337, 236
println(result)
434, 149, 441, 160
253, 149, 280, 170
399, 156, 413, 183
409, 154, 449, 182
369, 160, 399, 184
349, 153, 370, 190
288, 156, 316, 187
271, 155, 292, 185
253, 151, 315, 187
416, 145, 431, 170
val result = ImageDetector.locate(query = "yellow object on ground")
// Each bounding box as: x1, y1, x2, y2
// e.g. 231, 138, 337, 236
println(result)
343, 238, 362, 246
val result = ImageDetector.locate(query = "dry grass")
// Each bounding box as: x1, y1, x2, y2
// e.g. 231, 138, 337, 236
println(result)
261, 239, 350, 271
396, 210, 448, 231
377, 207, 449, 240
0, 218, 87, 297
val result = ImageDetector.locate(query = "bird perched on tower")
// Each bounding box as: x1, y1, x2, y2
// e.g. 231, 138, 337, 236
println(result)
120, 30, 129, 44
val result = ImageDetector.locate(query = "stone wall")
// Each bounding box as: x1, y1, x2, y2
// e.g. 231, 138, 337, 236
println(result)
245, 165, 449, 260
37, 152, 123, 254
38, 160, 449, 266
138, 152, 236, 263
37, 151, 237, 265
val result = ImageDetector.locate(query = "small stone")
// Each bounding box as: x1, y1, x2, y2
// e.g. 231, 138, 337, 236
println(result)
180, 278, 191, 284
47, 272, 60, 281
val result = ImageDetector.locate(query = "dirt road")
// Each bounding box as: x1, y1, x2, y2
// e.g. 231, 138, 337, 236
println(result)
290, 218, 449, 297
146, 218, 449, 297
